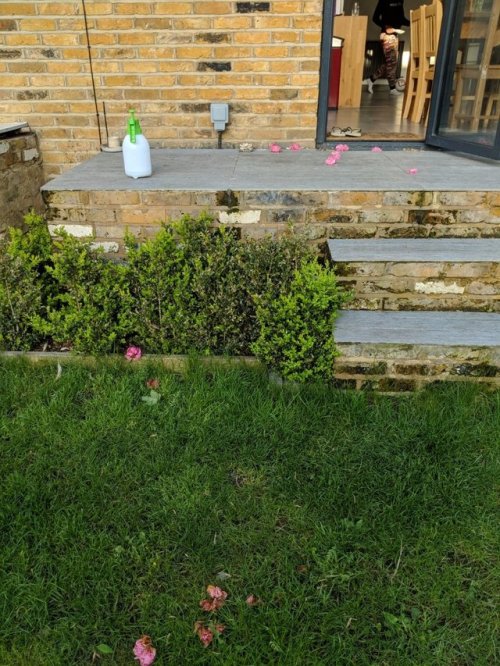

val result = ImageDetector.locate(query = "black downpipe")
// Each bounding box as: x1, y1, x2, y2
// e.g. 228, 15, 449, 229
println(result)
82, 0, 102, 147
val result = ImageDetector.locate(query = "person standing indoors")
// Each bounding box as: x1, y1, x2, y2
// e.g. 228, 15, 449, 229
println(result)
363, 0, 409, 96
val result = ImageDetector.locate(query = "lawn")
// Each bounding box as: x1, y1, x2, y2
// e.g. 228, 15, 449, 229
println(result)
0, 359, 498, 665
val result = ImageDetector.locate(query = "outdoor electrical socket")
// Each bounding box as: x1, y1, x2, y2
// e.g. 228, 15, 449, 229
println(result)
210, 103, 229, 131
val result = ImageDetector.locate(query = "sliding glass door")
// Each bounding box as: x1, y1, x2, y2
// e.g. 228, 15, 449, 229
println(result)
426, 0, 500, 159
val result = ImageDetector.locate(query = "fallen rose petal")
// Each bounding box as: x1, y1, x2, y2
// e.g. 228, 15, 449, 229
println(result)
268, 143, 282, 153
336, 144, 350, 152
246, 594, 260, 606
125, 346, 142, 361
330, 150, 342, 160
325, 155, 338, 165
195, 624, 214, 648
407, 168, 419, 175
146, 378, 160, 389
371, 146, 383, 153
207, 585, 228, 601
287, 143, 303, 151
133, 636, 156, 666
200, 599, 215, 612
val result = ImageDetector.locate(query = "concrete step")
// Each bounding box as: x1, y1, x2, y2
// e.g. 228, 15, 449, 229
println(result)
328, 238, 500, 262
333, 310, 500, 391
328, 239, 499, 312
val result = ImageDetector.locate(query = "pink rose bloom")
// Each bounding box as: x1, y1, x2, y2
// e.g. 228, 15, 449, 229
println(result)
125, 346, 142, 361
407, 168, 419, 175
371, 146, 383, 153
133, 636, 156, 666
268, 143, 282, 153
287, 143, 303, 151
325, 154, 338, 165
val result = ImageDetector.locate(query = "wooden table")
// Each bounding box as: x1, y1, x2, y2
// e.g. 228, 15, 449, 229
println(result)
334, 15, 368, 108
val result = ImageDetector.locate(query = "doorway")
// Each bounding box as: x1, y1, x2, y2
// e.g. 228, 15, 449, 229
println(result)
317, 0, 441, 143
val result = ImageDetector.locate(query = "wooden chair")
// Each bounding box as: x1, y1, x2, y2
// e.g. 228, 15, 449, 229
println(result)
451, 4, 500, 130
421, 0, 444, 123
402, 6, 426, 122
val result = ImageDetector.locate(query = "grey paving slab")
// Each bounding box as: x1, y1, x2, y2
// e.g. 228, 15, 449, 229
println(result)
0, 121, 28, 135
42, 148, 500, 192
335, 311, 500, 346
328, 239, 500, 262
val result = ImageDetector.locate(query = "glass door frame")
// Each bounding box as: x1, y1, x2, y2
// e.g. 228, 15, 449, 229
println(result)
425, 0, 500, 159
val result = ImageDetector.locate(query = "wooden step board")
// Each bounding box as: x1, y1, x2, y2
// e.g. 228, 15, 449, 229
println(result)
328, 239, 499, 312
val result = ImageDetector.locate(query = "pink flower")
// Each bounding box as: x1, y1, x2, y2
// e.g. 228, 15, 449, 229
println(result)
287, 143, 303, 151
371, 146, 383, 153
407, 168, 419, 175
194, 622, 214, 648
125, 346, 142, 361
268, 143, 282, 153
325, 154, 338, 165
330, 150, 341, 160
133, 636, 156, 666
146, 378, 159, 389
200, 599, 216, 612
207, 585, 228, 601
336, 144, 350, 152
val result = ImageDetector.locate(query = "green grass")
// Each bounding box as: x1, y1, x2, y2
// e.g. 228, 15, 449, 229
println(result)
0, 359, 498, 665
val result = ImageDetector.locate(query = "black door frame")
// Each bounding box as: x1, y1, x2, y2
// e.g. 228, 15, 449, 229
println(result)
316, 0, 499, 159
425, 0, 500, 160
315, 0, 425, 148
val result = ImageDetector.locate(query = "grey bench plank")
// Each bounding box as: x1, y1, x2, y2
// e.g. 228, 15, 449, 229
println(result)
335, 311, 500, 346
328, 239, 500, 263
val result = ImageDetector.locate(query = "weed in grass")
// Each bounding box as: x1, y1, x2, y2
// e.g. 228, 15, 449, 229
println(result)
0, 359, 498, 665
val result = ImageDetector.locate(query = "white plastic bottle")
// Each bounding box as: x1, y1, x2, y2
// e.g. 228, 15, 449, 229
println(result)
122, 109, 152, 178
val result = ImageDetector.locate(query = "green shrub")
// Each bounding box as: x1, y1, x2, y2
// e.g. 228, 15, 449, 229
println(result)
0, 212, 53, 350
42, 233, 132, 354
0, 212, 350, 381
125, 215, 313, 355
252, 261, 351, 383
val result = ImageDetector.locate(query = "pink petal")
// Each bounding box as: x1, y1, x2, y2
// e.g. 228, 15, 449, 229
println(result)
146, 378, 159, 389
133, 636, 156, 666
246, 594, 260, 606
336, 144, 350, 152
407, 168, 419, 175
195, 624, 214, 647
268, 143, 282, 153
125, 346, 142, 361
207, 585, 227, 600
200, 599, 215, 612
371, 146, 383, 153
287, 143, 303, 151
325, 155, 338, 165
330, 150, 342, 160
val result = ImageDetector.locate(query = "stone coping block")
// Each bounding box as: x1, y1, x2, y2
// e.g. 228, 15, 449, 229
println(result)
328, 239, 500, 262
335, 311, 500, 346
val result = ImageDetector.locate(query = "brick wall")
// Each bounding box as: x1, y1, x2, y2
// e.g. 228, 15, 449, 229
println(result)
0, 131, 45, 232
0, 1, 323, 179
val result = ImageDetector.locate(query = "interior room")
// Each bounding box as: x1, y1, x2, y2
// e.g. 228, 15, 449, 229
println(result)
327, 0, 440, 141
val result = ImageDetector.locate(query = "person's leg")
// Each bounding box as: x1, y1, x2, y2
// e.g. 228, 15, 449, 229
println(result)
381, 32, 399, 91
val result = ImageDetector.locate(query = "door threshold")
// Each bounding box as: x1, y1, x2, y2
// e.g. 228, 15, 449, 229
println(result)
321, 140, 431, 151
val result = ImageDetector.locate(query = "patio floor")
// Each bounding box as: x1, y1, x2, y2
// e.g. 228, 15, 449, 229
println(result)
43, 147, 500, 193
